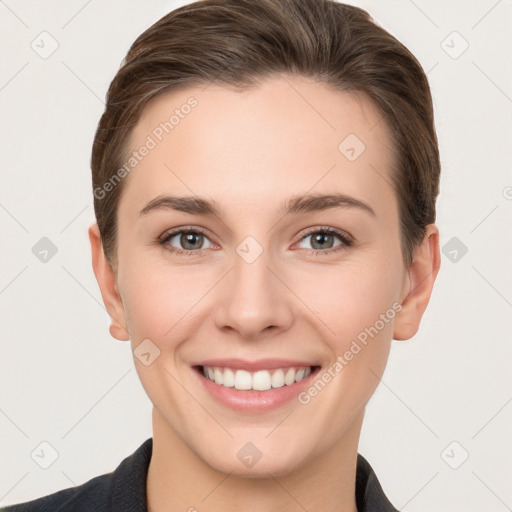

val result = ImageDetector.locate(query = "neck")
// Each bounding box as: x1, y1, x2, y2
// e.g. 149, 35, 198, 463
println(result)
146, 408, 363, 512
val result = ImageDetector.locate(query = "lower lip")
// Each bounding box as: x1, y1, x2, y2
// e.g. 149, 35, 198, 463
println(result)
194, 367, 319, 413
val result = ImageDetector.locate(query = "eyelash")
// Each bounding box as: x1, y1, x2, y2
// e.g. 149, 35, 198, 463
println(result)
158, 225, 353, 256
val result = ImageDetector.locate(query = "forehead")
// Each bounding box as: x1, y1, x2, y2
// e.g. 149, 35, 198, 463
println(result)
120, 75, 397, 221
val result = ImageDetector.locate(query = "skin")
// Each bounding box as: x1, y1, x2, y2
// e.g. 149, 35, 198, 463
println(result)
89, 75, 440, 512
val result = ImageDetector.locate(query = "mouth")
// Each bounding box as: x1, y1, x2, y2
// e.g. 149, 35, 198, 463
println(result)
192, 361, 321, 412
197, 365, 316, 391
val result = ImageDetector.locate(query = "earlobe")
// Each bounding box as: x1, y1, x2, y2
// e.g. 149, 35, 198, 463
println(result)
88, 223, 130, 342
393, 224, 441, 341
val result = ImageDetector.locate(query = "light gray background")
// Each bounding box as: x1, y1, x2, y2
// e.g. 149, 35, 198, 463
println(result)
0, 1, 511, 510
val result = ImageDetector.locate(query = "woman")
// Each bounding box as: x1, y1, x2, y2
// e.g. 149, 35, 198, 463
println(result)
2, 0, 441, 510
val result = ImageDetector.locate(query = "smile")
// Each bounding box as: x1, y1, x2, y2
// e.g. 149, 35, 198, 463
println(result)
193, 359, 320, 412
201, 365, 312, 391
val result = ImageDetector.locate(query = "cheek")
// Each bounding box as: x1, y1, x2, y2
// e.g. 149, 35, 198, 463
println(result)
291, 258, 402, 346
289, 258, 401, 412
119, 260, 200, 342
119, 257, 226, 361
291, 264, 398, 448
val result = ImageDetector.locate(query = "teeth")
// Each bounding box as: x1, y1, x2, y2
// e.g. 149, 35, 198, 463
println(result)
284, 368, 295, 386
223, 368, 235, 387
234, 370, 252, 390
252, 370, 271, 391
214, 368, 223, 385
271, 369, 285, 388
202, 365, 313, 390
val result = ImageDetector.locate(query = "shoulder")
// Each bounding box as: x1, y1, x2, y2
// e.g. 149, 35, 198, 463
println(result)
0, 472, 113, 512
1, 438, 153, 512
355, 453, 400, 512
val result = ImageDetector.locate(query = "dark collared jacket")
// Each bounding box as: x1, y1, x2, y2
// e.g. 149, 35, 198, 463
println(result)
1, 438, 399, 511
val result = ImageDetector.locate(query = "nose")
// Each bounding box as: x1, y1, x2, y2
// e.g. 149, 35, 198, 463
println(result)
214, 242, 295, 340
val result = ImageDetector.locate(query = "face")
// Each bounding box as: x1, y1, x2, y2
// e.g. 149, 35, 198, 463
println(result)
98, 75, 417, 476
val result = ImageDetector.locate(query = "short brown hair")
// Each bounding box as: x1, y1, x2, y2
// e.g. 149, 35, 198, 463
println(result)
91, 0, 440, 269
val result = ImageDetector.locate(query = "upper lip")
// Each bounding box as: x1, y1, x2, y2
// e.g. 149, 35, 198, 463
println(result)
193, 358, 318, 371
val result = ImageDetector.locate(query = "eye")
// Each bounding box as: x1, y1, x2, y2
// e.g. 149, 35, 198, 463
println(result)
295, 226, 353, 254
158, 226, 353, 256
159, 228, 215, 255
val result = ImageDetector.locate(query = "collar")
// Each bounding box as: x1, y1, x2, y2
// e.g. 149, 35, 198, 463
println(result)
110, 437, 398, 512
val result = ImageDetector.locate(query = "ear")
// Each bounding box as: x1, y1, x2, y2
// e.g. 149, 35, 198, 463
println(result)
393, 224, 441, 341
88, 222, 130, 341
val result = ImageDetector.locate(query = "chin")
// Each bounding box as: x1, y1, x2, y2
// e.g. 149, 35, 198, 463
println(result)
197, 436, 313, 478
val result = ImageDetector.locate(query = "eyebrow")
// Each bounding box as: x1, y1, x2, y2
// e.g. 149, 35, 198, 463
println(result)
139, 192, 376, 218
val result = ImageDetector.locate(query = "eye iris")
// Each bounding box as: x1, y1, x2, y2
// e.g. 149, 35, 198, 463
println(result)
311, 232, 334, 250
181, 232, 203, 250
